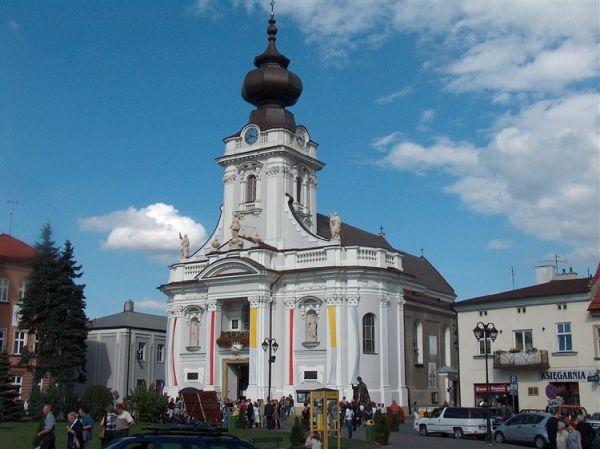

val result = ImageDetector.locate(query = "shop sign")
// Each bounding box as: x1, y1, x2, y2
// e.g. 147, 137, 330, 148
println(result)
475, 384, 509, 394
541, 369, 594, 381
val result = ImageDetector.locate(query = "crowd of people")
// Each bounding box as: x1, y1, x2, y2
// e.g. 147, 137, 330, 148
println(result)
34, 402, 135, 449
547, 411, 599, 449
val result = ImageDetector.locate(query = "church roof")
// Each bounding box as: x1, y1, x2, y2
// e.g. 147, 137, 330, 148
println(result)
455, 277, 590, 307
316, 214, 455, 296
0, 233, 36, 263
89, 310, 167, 332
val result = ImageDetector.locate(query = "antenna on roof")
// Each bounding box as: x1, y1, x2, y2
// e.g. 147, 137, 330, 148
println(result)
6, 199, 18, 235
378, 223, 385, 238
511, 265, 515, 290
537, 254, 567, 273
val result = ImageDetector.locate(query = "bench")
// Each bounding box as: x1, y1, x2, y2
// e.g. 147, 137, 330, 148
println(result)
250, 436, 284, 448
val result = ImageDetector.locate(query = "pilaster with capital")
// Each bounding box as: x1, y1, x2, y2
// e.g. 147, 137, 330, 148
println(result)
345, 294, 360, 388
247, 294, 272, 395
395, 290, 408, 406
378, 293, 391, 402
284, 297, 296, 386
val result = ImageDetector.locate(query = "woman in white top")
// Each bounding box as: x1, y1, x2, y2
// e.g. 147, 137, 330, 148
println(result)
556, 421, 569, 449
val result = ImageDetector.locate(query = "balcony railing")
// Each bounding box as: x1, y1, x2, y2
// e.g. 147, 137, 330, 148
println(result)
493, 349, 549, 370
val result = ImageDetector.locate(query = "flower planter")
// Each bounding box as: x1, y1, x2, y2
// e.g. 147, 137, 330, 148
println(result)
374, 433, 389, 445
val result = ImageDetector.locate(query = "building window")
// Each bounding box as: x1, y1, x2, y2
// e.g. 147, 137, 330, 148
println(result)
157, 343, 165, 363
556, 322, 572, 352
528, 387, 539, 396
478, 311, 487, 316
136, 342, 146, 361
19, 281, 28, 300
246, 175, 257, 203
513, 329, 533, 351
414, 320, 423, 364
231, 319, 239, 330
13, 331, 26, 354
136, 379, 146, 388
595, 326, 600, 357
362, 313, 375, 354
0, 328, 5, 351
0, 278, 9, 302
10, 376, 22, 399
558, 304, 567, 310
517, 307, 526, 313
296, 177, 302, 204
477, 337, 491, 356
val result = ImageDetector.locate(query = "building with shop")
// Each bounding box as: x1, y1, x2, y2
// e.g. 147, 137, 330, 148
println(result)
160, 11, 458, 409
455, 265, 600, 413
84, 300, 167, 398
0, 234, 37, 401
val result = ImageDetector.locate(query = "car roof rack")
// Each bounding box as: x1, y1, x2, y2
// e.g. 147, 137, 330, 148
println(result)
139, 424, 240, 438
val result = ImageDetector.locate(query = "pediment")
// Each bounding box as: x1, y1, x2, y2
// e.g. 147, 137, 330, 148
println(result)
196, 259, 263, 280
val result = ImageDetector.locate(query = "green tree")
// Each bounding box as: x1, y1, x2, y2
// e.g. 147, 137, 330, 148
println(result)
19, 224, 88, 392
129, 384, 168, 423
0, 351, 22, 421
83, 385, 114, 420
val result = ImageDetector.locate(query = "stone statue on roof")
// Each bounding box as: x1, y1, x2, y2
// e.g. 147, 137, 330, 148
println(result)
179, 233, 190, 258
330, 213, 341, 241
229, 211, 244, 250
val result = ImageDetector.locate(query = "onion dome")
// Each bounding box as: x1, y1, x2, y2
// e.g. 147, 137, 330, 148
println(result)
241, 12, 303, 132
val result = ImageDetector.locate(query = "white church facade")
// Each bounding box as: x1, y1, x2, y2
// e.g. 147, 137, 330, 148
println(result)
161, 11, 458, 410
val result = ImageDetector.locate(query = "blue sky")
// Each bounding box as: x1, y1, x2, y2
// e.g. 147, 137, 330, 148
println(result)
1, 1, 598, 319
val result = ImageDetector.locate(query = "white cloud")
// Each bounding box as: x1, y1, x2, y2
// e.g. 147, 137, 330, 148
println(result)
375, 86, 413, 104
8, 20, 19, 31
135, 298, 167, 312
79, 203, 206, 256
375, 92, 600, 264
487, 239, 514, 250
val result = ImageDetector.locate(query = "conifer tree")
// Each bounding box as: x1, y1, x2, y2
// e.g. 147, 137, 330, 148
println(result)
19, 224, 88, 391
0, 351, 22, 421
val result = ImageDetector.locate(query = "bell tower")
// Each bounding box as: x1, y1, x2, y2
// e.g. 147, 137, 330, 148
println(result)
217, 9, 324, 249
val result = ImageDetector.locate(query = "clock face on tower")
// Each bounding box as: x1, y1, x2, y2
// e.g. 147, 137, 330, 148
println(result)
295, 130, 307, 148
244, 126, 260, 145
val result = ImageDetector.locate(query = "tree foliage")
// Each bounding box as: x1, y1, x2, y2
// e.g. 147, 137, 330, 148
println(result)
128, 384, 168, 423
0, 351, 23, 422
83, 385, 114, 421
19, 224, 88, 390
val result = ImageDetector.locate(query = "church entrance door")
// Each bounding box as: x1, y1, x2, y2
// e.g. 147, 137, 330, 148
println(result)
223, 359, 249, 400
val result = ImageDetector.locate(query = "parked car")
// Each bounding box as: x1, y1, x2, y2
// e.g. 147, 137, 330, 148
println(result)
488, 407, 513, 428
588, 412, 600, 431
494, 412, 552, 449
546, 404, 588, 425
103, 425, 257, 449
416, 407, 488, 439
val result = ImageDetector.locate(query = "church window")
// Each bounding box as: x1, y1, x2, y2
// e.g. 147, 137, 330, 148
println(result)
296, 177, 302, 204
0, 278, 8, 302
414, 320, 423, 364
362, 313, 375, 354
246, 175, 257, 203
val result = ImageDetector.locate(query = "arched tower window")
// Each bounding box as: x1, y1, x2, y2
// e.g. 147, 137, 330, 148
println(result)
296, 177, 302, 204
414, 320, 423, 364
246, 175, 257, 203
362, 313, 376, 354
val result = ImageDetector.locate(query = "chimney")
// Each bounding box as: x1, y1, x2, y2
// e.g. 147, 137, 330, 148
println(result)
555, 268, 578, 281
124, 300, 134, 312
536, 265, 555, 284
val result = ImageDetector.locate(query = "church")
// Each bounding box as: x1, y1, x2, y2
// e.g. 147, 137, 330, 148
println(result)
161, 10, 458, 410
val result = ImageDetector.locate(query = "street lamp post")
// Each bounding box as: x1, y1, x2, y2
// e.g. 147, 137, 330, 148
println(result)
262, 337, 278, 401
473, 321, 499, 444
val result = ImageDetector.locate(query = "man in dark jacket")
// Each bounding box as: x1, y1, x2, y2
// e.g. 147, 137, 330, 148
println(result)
546, 410, 562, 449
575, 414, 597, 449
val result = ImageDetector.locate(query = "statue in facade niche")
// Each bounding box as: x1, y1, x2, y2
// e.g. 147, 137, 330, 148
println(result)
306, 311, 318, 341
229, 211, 244, 250
179, 233, 190, 258
352, 376, 371, 406
330, 213, 341, 241
190, 319, 200, 347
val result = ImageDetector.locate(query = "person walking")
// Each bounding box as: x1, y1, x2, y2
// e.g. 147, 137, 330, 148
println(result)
37, 404, 56, 449
66, 411, 84, 449
568, 424, 583, 449
557, 421, 569, 449
78, 406, 94, 448
344, 405, 354, 439
99, 405, 118, 447
115, 403, 135, 438
548, 410, 562, 449
575, 414, 596, 449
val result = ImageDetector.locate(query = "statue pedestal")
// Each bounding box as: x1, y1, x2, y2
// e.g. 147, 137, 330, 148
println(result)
302, 341, 320, 349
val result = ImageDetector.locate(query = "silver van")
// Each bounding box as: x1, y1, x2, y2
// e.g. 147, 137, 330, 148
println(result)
417, 407, 488, 438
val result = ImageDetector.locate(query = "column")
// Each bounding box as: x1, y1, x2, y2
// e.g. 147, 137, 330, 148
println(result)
247, 294, 270, 400
379, 294, 391, 403
165, 306, 183, 397
284, 298, 296, 390
395, 291, 408, 407
346, 295, 360, 390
